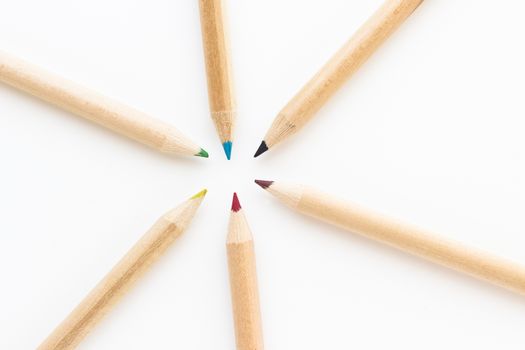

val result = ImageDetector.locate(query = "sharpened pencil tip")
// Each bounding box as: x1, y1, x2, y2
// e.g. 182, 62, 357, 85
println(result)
253, 141, 268, 158
196, 148, 209, 158
222, 141, 232, 160
231, 192, 242, 212
254, 180, 273, 189
191, 189, 207, 199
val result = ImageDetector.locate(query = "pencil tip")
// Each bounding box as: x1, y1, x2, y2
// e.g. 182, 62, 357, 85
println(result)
231, 192, 242, 212
254, 179, 273, 190
253, 141, 268, 158
222, 141, 232, 160
196, 148, 209, 158
191, 189, 208, 199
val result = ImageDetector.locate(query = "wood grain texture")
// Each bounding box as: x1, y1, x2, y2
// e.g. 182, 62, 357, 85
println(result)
199, 0, 236, 144
37, 191, 206, 350
0, 51, 205, 157
263, 0, 424, 150
227, 208, 264, 350
264, 182, 525, 295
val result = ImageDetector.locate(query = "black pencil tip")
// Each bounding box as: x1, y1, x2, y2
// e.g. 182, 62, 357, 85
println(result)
254, 141, 268, 158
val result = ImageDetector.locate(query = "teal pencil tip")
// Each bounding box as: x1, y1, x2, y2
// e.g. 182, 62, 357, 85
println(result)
196, 148, 209, 158
222, 141, 232, 160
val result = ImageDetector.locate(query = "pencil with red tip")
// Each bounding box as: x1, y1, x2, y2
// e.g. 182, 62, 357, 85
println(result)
254, 0, 423, 157
255, 180, 525, 295
227, 193, 264, 349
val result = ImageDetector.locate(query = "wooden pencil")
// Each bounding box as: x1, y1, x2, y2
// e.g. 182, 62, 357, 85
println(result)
38, 189, 207, 350
227, 193, 264, 350
199, 0, 236, 160
0, 51, 208, 158
255, 180, 525, 295
254, 0, 424, 157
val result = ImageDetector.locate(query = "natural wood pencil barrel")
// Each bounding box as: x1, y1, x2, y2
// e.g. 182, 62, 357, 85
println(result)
227, 193, 264, 349
199, 0, 236, 157
257, 181, 525, 295
0, 51, 207, 157
37, 190, 207, 350
258, 0, 423, 155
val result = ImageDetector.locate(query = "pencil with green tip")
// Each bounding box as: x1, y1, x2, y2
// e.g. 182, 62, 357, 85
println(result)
199, 0, 236, 160
255, 180, 525, 295
38, 189, 207, 350
0, 51, 208, 158
254, 0, 423, 157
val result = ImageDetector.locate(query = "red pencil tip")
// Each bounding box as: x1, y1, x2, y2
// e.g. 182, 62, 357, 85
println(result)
254, 180, 274, 189
231, 192, 242, 212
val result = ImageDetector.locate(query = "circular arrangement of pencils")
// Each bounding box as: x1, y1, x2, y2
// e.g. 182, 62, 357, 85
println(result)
2, 0, 523, 349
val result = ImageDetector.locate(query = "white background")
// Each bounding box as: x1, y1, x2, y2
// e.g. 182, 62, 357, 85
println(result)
1, 0, 525, 349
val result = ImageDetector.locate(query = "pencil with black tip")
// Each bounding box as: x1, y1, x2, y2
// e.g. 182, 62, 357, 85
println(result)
0, 51, 208, 158
38, 189, 207, 350
255, 180, 525, 295
227, 193, 264, 350
199, 0, 236, 160
254, 0, 423, 157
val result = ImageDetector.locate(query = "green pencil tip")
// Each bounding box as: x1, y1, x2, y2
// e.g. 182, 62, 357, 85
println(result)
196, 148, 209, 158
191, 189, 207, 199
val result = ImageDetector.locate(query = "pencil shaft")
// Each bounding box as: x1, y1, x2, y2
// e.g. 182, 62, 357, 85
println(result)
199, 0, 236, 144
38, 193, 205, 350
227, 240, 264, 350
0, 51, 201, 156
265, 0, 423, 148
296, 188, 525, 294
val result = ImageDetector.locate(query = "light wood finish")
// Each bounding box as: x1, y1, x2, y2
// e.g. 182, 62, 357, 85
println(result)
199, 0, 236, 144
265, 182, 525, 295
263, 0, 423, 150
0, 51, 205, 157
227, 207, 264, 349
38, 190, 207, 350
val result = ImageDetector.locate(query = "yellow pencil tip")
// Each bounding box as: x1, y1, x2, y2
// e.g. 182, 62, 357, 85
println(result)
191, 189, 207, 199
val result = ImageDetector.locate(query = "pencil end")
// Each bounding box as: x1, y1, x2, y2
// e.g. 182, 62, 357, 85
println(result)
254, 179, 273, 190
222, 141, 232, 160
231, 192, 242, 212
253, 141, 268, 158
195, 148, 209, 158
191, 189, 208, 200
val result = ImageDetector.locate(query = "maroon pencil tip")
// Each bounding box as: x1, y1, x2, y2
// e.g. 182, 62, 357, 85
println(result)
231, 192, 242, 212
254, 179, 274, 190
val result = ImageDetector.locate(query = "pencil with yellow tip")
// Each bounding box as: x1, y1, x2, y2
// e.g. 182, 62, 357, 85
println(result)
38, 189, 207, 350
0, 51, 208, 158
255, 180, 525, 295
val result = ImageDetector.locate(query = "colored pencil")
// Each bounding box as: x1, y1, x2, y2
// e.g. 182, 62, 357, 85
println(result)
38, 190, 207, 350
199, 0, 236, 160
0, 51, 208, 158
255, 180, 525, 295
227, 193, 264, 350
254, 0, 423, 157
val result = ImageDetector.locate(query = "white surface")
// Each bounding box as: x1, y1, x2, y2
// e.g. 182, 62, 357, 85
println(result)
1, 0, 525, 349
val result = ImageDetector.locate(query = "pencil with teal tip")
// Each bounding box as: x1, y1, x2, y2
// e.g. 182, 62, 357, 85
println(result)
199, 0, 236, 160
